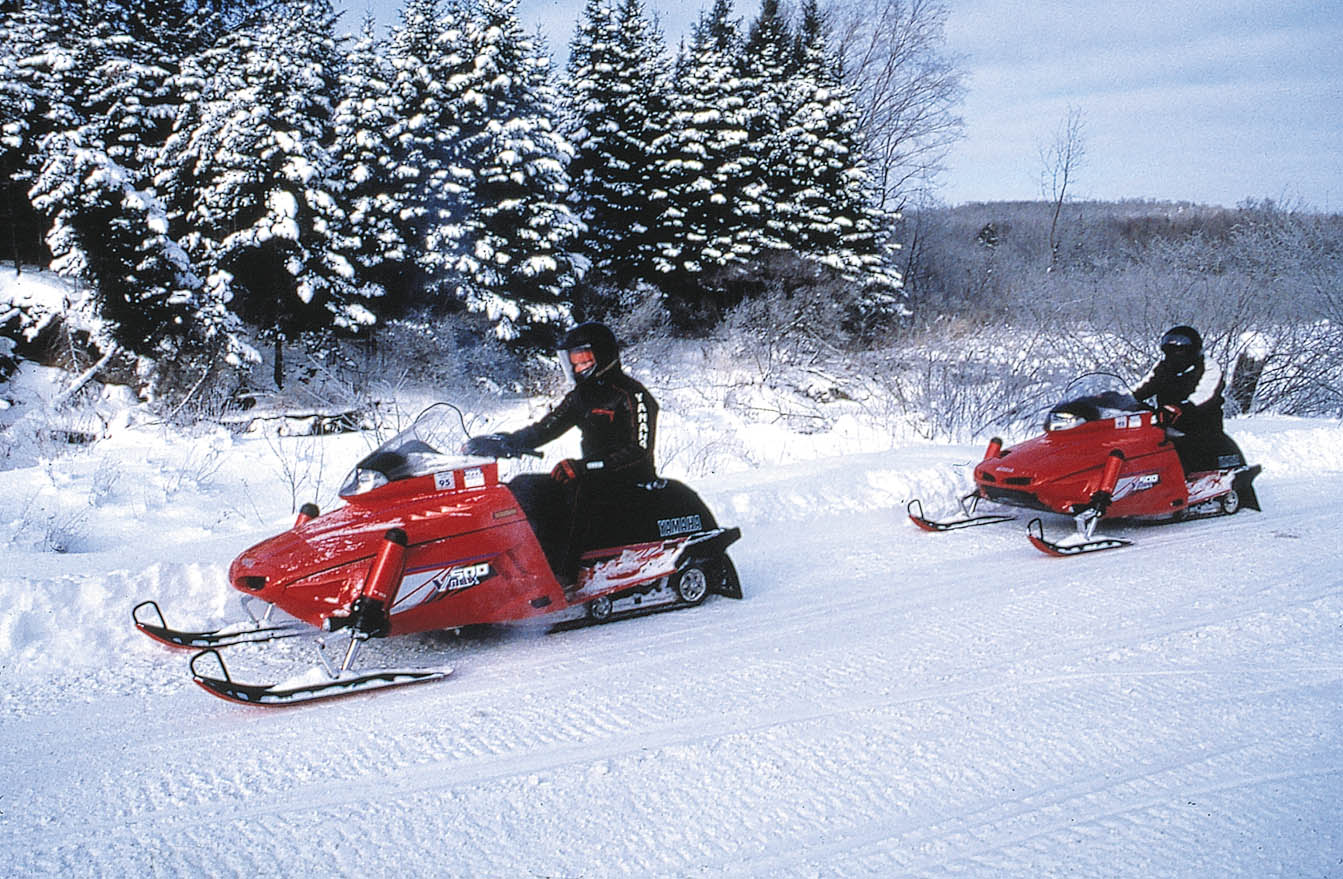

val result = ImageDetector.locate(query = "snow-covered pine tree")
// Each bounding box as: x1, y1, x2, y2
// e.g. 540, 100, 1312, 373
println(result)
333, 15, 412, 301
563, 0, 671, 287
384, 0, 471, 295
158, 0, 381, 384
432, 0, 583, 348
654, 0, 762, 316
29, 131, 249, 372
0, 4, 60, 268
739, 0, 796, 255
17, 1, 245, 375
779, 0, 902, 319
76, 11, 175, 183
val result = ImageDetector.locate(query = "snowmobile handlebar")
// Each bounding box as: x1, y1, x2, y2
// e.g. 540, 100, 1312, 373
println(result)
463, 434, 543, 460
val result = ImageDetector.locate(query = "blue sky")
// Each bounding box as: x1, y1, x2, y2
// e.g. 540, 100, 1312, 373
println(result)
341, 0, 1343, 210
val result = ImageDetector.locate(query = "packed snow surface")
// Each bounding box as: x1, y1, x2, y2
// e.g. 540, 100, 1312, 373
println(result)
1, 368, 1340, 874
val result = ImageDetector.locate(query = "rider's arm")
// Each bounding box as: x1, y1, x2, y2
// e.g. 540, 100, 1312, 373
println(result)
1131, 363, 1160, 402
507, 390, 580, 452
1185, 360, 1223, 410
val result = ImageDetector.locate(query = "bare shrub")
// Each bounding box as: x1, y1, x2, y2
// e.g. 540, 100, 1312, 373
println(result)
897, 199, 1343, 422
262, 431, 331, 515
6, 492, 90, 554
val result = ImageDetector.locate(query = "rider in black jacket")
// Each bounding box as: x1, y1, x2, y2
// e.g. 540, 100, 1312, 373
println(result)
471, 322, 658, 586
1132, 325, 1227, 472
506, 322, 657, 487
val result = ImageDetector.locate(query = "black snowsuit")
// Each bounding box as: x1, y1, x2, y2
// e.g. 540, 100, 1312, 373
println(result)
506, 369, 658, 583
1132, 355, 1231, 472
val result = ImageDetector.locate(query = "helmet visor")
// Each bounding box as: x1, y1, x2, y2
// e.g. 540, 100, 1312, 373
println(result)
563, 345, 597, 382
1160, 331, 1195, 357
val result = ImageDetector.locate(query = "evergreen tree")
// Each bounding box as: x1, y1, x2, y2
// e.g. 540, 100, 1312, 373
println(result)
654, 0, 761, 302
158, 0, 381, 384
332, 15, 411, 299
77, 16, 175, 181
563, 0, 671, 286
384, 0, 471, 293
0, 4, 60, 267
19, 2, 233, 367
29, 131, 247, 368
433, 0, 583, 347
778, 0, 902, 315
739, 0, 798, 255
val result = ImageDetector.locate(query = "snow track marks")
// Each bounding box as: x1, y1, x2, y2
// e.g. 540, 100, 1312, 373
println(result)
1, 476, 1340, 877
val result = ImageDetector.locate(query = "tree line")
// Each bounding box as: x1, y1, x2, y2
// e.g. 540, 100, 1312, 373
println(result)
1, 0, 920, 393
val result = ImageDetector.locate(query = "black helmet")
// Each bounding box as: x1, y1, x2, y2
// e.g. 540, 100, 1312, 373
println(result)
558, 321, 619, 383
1160, 325, 1202, 363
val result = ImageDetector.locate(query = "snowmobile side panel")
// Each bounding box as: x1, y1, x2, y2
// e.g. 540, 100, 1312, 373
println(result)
676, 527, 741, 566
386, 517, 563, 631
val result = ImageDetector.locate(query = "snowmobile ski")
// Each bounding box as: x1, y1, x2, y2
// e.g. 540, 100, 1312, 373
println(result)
189, 648, 451, 706
1026, 518, 1132, 557
907, 497, 1015, 532
133, 600, 309, 649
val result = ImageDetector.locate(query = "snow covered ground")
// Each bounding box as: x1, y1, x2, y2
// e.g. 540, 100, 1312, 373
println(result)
0, 373, 1340, 876
1, 270, 1340, 877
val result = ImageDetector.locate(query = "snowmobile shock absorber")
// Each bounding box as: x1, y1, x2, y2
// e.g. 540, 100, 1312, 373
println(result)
294, 502, 320, 528
1091, 449, 1126, 513
983, 437, 1004, 460
329, 528, 410, 669
363, 528, 408, 609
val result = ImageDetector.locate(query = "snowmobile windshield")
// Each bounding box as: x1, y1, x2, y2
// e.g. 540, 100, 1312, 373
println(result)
339, 404, 471, 498
1045, 374, 1145, 431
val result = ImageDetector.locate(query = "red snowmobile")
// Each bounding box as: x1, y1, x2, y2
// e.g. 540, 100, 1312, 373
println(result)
909, 374, 1261, 555
134, 403, 742, 704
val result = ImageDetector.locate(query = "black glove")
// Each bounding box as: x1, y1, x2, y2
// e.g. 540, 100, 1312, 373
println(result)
464, 432, 516, 458
551, 458, 580, 484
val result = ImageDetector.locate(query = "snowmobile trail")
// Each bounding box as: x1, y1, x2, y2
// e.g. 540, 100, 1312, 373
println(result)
0, 460, 1339, 876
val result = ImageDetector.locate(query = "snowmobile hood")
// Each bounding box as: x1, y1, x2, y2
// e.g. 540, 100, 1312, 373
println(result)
228, 476, 518, 605
976, 412, 1171, 490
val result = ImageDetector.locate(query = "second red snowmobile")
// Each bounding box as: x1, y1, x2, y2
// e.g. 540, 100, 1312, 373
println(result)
134, 403, 742, 704
909, 375, 1261, 555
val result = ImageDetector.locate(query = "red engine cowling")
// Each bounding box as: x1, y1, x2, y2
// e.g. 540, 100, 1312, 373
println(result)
973, 410, 1189, 520
227, 463, 564, 634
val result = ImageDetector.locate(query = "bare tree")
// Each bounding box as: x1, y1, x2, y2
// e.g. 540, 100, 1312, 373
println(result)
1039, 104, 1086, 269
825, 0, 966, 213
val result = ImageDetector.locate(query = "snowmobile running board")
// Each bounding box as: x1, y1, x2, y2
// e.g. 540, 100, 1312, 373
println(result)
1026, 518, 1132, 557
907, 498, 1016, 532
189, 648, 452, 706
133, 600, 310, 649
